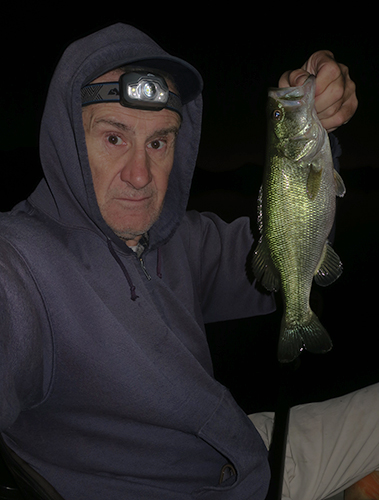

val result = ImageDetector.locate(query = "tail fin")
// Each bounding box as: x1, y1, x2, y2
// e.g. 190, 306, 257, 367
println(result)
278, 312, 333, 363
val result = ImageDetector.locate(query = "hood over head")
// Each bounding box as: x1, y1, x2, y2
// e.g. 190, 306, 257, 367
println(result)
29, 23, 203, 251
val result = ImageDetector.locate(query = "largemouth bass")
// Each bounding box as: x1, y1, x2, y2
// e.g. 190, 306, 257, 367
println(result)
252, 75, 346, 363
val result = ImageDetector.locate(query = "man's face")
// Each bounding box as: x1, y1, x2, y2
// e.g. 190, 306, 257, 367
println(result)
82, 71, 181, 247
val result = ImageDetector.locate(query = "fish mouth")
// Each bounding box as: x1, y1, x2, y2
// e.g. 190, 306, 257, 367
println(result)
268, 75, 316, 105
269, 75, 326, 161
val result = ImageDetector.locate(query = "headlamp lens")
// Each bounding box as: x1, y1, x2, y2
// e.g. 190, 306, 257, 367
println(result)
142, 82, 156, 99
123, 72, 168, 108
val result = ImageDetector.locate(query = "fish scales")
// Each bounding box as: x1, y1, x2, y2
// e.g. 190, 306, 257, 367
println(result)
252, 76, 345, 363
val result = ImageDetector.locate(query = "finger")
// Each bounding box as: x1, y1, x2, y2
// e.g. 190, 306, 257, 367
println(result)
316, 70, 357, 128
278, 69, 311, 88
314, 62, 351, 109
315, 73, 346, 116
319, 91, 358, 132
303, 50, 338, 95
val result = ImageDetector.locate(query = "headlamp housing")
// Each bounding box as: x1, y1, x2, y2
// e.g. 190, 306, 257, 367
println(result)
121, 71, 169, 109
81, 71, 182, 117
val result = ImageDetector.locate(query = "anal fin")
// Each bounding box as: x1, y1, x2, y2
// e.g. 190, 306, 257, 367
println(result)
314, 241, 343, 286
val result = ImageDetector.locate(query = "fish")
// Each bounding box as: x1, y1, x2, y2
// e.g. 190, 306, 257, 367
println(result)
252, 75, 346, 363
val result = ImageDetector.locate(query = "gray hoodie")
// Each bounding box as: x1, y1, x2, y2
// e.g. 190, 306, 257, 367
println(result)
0, 23, 275, 499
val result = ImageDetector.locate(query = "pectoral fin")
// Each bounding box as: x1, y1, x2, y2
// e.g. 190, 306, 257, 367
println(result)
307, 164, 322, 200
314, 241, 343, 286
252, 237, 280, 292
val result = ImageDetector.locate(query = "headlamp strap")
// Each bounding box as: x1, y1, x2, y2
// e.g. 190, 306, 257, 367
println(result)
81, 82, 182, 117
81, 82, 121, 104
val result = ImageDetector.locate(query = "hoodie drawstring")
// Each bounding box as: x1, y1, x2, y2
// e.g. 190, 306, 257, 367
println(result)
107, 239, 163, 301
107, 239, 138, 301
156, 247, 162, 279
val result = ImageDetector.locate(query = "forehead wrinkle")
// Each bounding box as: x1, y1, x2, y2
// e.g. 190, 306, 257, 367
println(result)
94, 118, 133, 133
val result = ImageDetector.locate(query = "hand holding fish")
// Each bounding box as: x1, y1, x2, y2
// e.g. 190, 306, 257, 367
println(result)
278, 50, 358, 133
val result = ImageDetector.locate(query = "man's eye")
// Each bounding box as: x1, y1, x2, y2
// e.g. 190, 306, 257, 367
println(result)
148, 139, 165, 150
107, 135, 123, 146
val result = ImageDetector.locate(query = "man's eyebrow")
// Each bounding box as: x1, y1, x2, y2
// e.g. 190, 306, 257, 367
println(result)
147, 126, 180, 141
94, 118, 132, 132
93, 119, 179, 139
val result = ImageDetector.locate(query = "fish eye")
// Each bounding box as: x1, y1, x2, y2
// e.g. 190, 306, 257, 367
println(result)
272, 109, 283, 121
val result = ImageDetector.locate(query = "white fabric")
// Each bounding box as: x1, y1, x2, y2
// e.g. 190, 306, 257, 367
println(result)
249, 383, 379, 500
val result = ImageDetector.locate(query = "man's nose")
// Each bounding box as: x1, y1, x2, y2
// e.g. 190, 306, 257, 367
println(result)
120, 149, 152, 189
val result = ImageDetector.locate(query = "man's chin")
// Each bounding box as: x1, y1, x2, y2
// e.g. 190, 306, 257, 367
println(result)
115, 231, 145, 245
102, 207, 162, 244
110, 221, 154, 245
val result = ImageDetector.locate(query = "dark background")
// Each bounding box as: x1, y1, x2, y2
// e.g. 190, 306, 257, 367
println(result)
1, 14, 378, 413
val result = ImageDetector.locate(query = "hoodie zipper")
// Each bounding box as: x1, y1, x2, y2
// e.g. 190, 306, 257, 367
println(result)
139, 257, 151, 281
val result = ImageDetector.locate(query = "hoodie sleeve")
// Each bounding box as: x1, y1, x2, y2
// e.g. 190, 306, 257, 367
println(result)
0, 239, 52, 430
182, 211, 276, 324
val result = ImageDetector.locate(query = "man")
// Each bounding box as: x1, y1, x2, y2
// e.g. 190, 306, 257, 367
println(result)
81, 66, 182, 248
0, 22, 375, 500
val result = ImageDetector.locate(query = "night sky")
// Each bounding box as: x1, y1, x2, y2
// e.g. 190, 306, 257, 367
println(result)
1, 15, 378, 412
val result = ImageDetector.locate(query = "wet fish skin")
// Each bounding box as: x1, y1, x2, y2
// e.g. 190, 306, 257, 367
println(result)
252, 75, 346, 363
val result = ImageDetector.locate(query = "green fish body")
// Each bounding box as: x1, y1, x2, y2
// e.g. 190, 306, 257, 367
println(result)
252, 76, 346, 363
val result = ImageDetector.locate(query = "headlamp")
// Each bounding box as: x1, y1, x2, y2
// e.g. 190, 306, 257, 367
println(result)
81, 71, 182, 117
